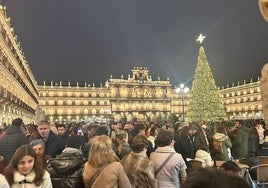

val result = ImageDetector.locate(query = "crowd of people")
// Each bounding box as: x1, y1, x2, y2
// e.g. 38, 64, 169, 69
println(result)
0, 117, 267, 187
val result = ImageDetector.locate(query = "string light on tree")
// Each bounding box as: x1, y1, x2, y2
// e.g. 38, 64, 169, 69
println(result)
186, 34, 227, 122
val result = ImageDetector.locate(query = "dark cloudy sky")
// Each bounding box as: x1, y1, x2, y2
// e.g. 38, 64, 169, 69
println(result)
2, 0, 268, 88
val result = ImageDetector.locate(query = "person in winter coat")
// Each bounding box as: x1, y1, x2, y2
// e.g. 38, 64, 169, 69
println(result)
181, 167, 250, 188
191, 124, 209, 153
0, 118, 27, 166
29, 139, 51, 169
0, 173, 9, 188
150, 130, 187, 188
4, 145, 52, 188
248, 126, 260, 157
112, 130, 132, 160
122, 135, 157, 188
47, 135, 85, 188
220, 161, 242, 177
35, 120, 64, 158
230, 121, 249, 159
176, 126, 195, 167
213, 126, 232, 161
129, 123, 155, 158
83, 135, 131, 188
194, 149, 214, 168
57, 124, 69, 144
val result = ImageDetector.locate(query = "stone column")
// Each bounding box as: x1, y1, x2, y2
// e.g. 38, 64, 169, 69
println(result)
261, 64, 268, 123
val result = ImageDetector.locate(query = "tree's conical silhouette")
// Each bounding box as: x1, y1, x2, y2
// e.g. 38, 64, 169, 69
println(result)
186, 45, 227, 122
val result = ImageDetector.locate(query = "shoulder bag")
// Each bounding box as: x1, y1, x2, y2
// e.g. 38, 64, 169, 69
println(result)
155, 152, 175, 175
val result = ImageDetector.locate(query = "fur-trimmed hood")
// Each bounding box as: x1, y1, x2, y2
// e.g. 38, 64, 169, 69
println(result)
194, 150, 214, 168
195, 149, 210, 160
213, 133, 228, 142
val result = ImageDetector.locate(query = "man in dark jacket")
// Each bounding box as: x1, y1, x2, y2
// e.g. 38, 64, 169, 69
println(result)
0, 118, 27, 165
191, 124, 209, 153
57, 124, 69, 144
230, 120, 249, 159
37, 120, 64, 158
47, 135, 85, 188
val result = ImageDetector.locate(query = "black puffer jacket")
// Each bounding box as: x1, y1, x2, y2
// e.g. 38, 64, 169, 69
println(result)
47, 148, 86, 188
0, 125, 27, 165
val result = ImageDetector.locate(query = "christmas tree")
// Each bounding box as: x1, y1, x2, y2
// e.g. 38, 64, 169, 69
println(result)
186, 34, 227, 122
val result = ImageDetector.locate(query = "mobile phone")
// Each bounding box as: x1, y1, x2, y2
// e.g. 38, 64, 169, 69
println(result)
77, 127, 82, 135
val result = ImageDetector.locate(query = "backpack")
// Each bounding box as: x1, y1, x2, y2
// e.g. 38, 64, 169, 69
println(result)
213, 140, 223, 154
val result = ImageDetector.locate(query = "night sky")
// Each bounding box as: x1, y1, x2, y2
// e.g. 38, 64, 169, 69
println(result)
2, 0, 268, 88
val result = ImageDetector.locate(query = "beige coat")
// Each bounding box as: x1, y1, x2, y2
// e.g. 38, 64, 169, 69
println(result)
150, 146, 187, 188
83, 161, 131, 188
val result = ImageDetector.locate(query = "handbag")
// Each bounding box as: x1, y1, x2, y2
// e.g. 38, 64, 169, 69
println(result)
155, 152, 175, 175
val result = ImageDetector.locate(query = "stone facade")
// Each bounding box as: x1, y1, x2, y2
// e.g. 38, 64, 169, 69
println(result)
37, 67, 262, 123
0, 6, 38, 124
219, 79, 262, 120
261, 64, 268, 123
37, 67, 175, 123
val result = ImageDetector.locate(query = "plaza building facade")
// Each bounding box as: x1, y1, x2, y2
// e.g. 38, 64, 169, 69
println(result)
37, 81, 111, 124
219, 79, 262, 120
38, 67, 174, 123
0, 5, 264, 124
37, 66, 263, 123
0, 6, 39, 124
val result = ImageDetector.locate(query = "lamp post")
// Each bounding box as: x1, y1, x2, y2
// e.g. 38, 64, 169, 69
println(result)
175, 84, 189, 121
104, 108, 109, 123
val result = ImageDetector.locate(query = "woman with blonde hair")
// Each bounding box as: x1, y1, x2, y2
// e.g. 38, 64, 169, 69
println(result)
82, 135, 131, 188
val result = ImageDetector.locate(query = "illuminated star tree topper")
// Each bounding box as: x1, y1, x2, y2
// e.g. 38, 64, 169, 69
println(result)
196, 34, 206, 44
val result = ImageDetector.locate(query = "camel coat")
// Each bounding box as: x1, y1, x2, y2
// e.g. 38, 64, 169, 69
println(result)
83, 161, 131, 188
